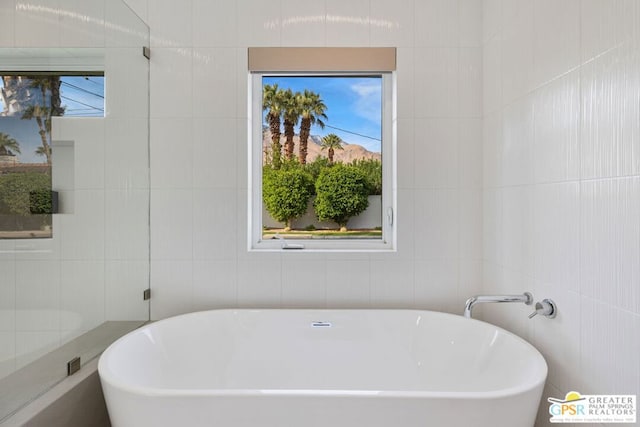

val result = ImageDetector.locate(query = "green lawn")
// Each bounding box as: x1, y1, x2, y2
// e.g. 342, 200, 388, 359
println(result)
263, 229, 382, 239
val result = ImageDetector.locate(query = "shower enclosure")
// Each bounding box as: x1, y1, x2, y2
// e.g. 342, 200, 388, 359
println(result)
0, 0, 149, 421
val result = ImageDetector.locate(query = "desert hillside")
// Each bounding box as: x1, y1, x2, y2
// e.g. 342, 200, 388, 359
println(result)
263, 131, 381, 164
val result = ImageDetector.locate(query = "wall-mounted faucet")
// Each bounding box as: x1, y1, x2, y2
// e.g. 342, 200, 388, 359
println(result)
463, 292, 533, 319
528, 299, 557, 319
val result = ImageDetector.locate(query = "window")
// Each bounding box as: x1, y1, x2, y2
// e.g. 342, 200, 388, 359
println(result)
248, 48, 396, 251
0, 73, 104, 239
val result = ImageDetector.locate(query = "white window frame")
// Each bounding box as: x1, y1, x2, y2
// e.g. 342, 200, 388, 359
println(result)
248, 71, 397, 252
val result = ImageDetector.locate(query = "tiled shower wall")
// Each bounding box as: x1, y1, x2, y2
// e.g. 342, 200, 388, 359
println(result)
482, 0, 640, 425
140, 0, 484, 319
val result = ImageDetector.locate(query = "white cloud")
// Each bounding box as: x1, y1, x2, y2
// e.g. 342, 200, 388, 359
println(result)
350, 81, 382, 124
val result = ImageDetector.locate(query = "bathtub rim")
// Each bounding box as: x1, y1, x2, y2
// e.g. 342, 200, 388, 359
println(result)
98, 308, 548, 400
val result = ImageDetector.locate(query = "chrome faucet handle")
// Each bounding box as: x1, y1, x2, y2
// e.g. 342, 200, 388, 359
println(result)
528, 299, 557, 319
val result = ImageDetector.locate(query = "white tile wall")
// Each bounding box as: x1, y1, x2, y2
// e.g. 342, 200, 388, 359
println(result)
458, 118, 482, 189
104, 118, 149, 189
0, 332, 16, 378
413, 189, 459, 260
14, 260, 61, 332
482, 1, 640, 425
458, 48, 483, 117
14, 0, 61, 47
59, 0, 105, 47
0, 261, 16, 332
580, 178, 640, 314
105, 260, 149, 320
192, 260, 237, 310
413, 48, 460, 117
413, 118, 459, 188
198, 50, 239, 117
581, 41, 640, 179
581, 0, 640, 64
150, 118, 193, 189
533, 72, 580, 184
192, 0, 237, 48
579, 296, 640, 395
150, 260, 193, 319
281, 0, 325, 47
192, 189, 237, 261
326, 260, 371, 307
150, 189, 193, 260
281, 258, 326, 308
0, 0, 16, 46
146, 0, 482, 326
532, 0, 580, 88
370, 260, 414, 308
414, 258, 459, 313
237, 259, 282, 308
60, 260, 105, 330
501, 96, 533, 186
149, 48, 193, 118
326, 0, 370, 46
414, 0, 459, 48
148, 0, 192, 48
458, 0, 482, 47
532, 183, 580, 293
105, 189, 149, 260
370, 0, 415, 48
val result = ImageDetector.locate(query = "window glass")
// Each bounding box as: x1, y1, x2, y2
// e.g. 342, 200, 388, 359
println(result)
250, 73, 395, 251
0, 74, 104, 239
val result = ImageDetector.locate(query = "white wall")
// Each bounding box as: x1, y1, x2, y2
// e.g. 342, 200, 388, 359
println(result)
144, 0, 483, 318
482, 1, 640, 425
0, 0, 150, 380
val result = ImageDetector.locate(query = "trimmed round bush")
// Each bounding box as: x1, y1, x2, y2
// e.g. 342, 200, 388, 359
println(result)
314, 164, 369, 231
263, 166, 314, 230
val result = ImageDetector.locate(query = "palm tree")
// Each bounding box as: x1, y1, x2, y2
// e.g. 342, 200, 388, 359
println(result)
21, 105, 52, 165
320, 133, 343, 164
262, 83, 284, 169
281, 89, 301, 161
297, 90, 327, 165
19, 76, 64, 166
0, 132, 21, 156
34, 145, 48, 160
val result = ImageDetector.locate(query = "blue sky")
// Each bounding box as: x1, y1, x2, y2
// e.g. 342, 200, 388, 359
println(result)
0, 75, 104, 163
263, 76, 382, 153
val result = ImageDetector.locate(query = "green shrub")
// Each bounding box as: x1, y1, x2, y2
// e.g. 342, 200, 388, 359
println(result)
29, 189, 53, 214
0, 172, 51, 216
314, 164, 369, 230
350, 158, 382, 195
303, 156, 331, 194
263, 166, 314, 230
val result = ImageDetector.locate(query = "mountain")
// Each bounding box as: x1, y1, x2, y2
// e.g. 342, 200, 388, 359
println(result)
262, 131, 381, 164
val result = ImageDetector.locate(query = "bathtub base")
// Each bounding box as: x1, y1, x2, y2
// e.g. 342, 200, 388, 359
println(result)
103, 388, 544, 427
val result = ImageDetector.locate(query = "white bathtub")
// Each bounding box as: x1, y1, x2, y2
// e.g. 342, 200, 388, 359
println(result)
99, 309, 547, 427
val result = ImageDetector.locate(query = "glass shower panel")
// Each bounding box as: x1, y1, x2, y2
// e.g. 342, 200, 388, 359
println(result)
0, 0, 149, 422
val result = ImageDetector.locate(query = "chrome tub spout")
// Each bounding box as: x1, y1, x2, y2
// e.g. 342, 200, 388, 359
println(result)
463, 292, 533, 319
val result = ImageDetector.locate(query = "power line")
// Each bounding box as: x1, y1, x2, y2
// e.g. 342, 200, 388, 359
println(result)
323, 124, 380, 141
65, 108, 101, 112
60, 95, 104, 112
61, 81, 104, 99
83, 77, 104, 87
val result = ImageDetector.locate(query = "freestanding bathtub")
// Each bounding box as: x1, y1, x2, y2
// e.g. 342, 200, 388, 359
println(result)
99, 309, 547, 427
